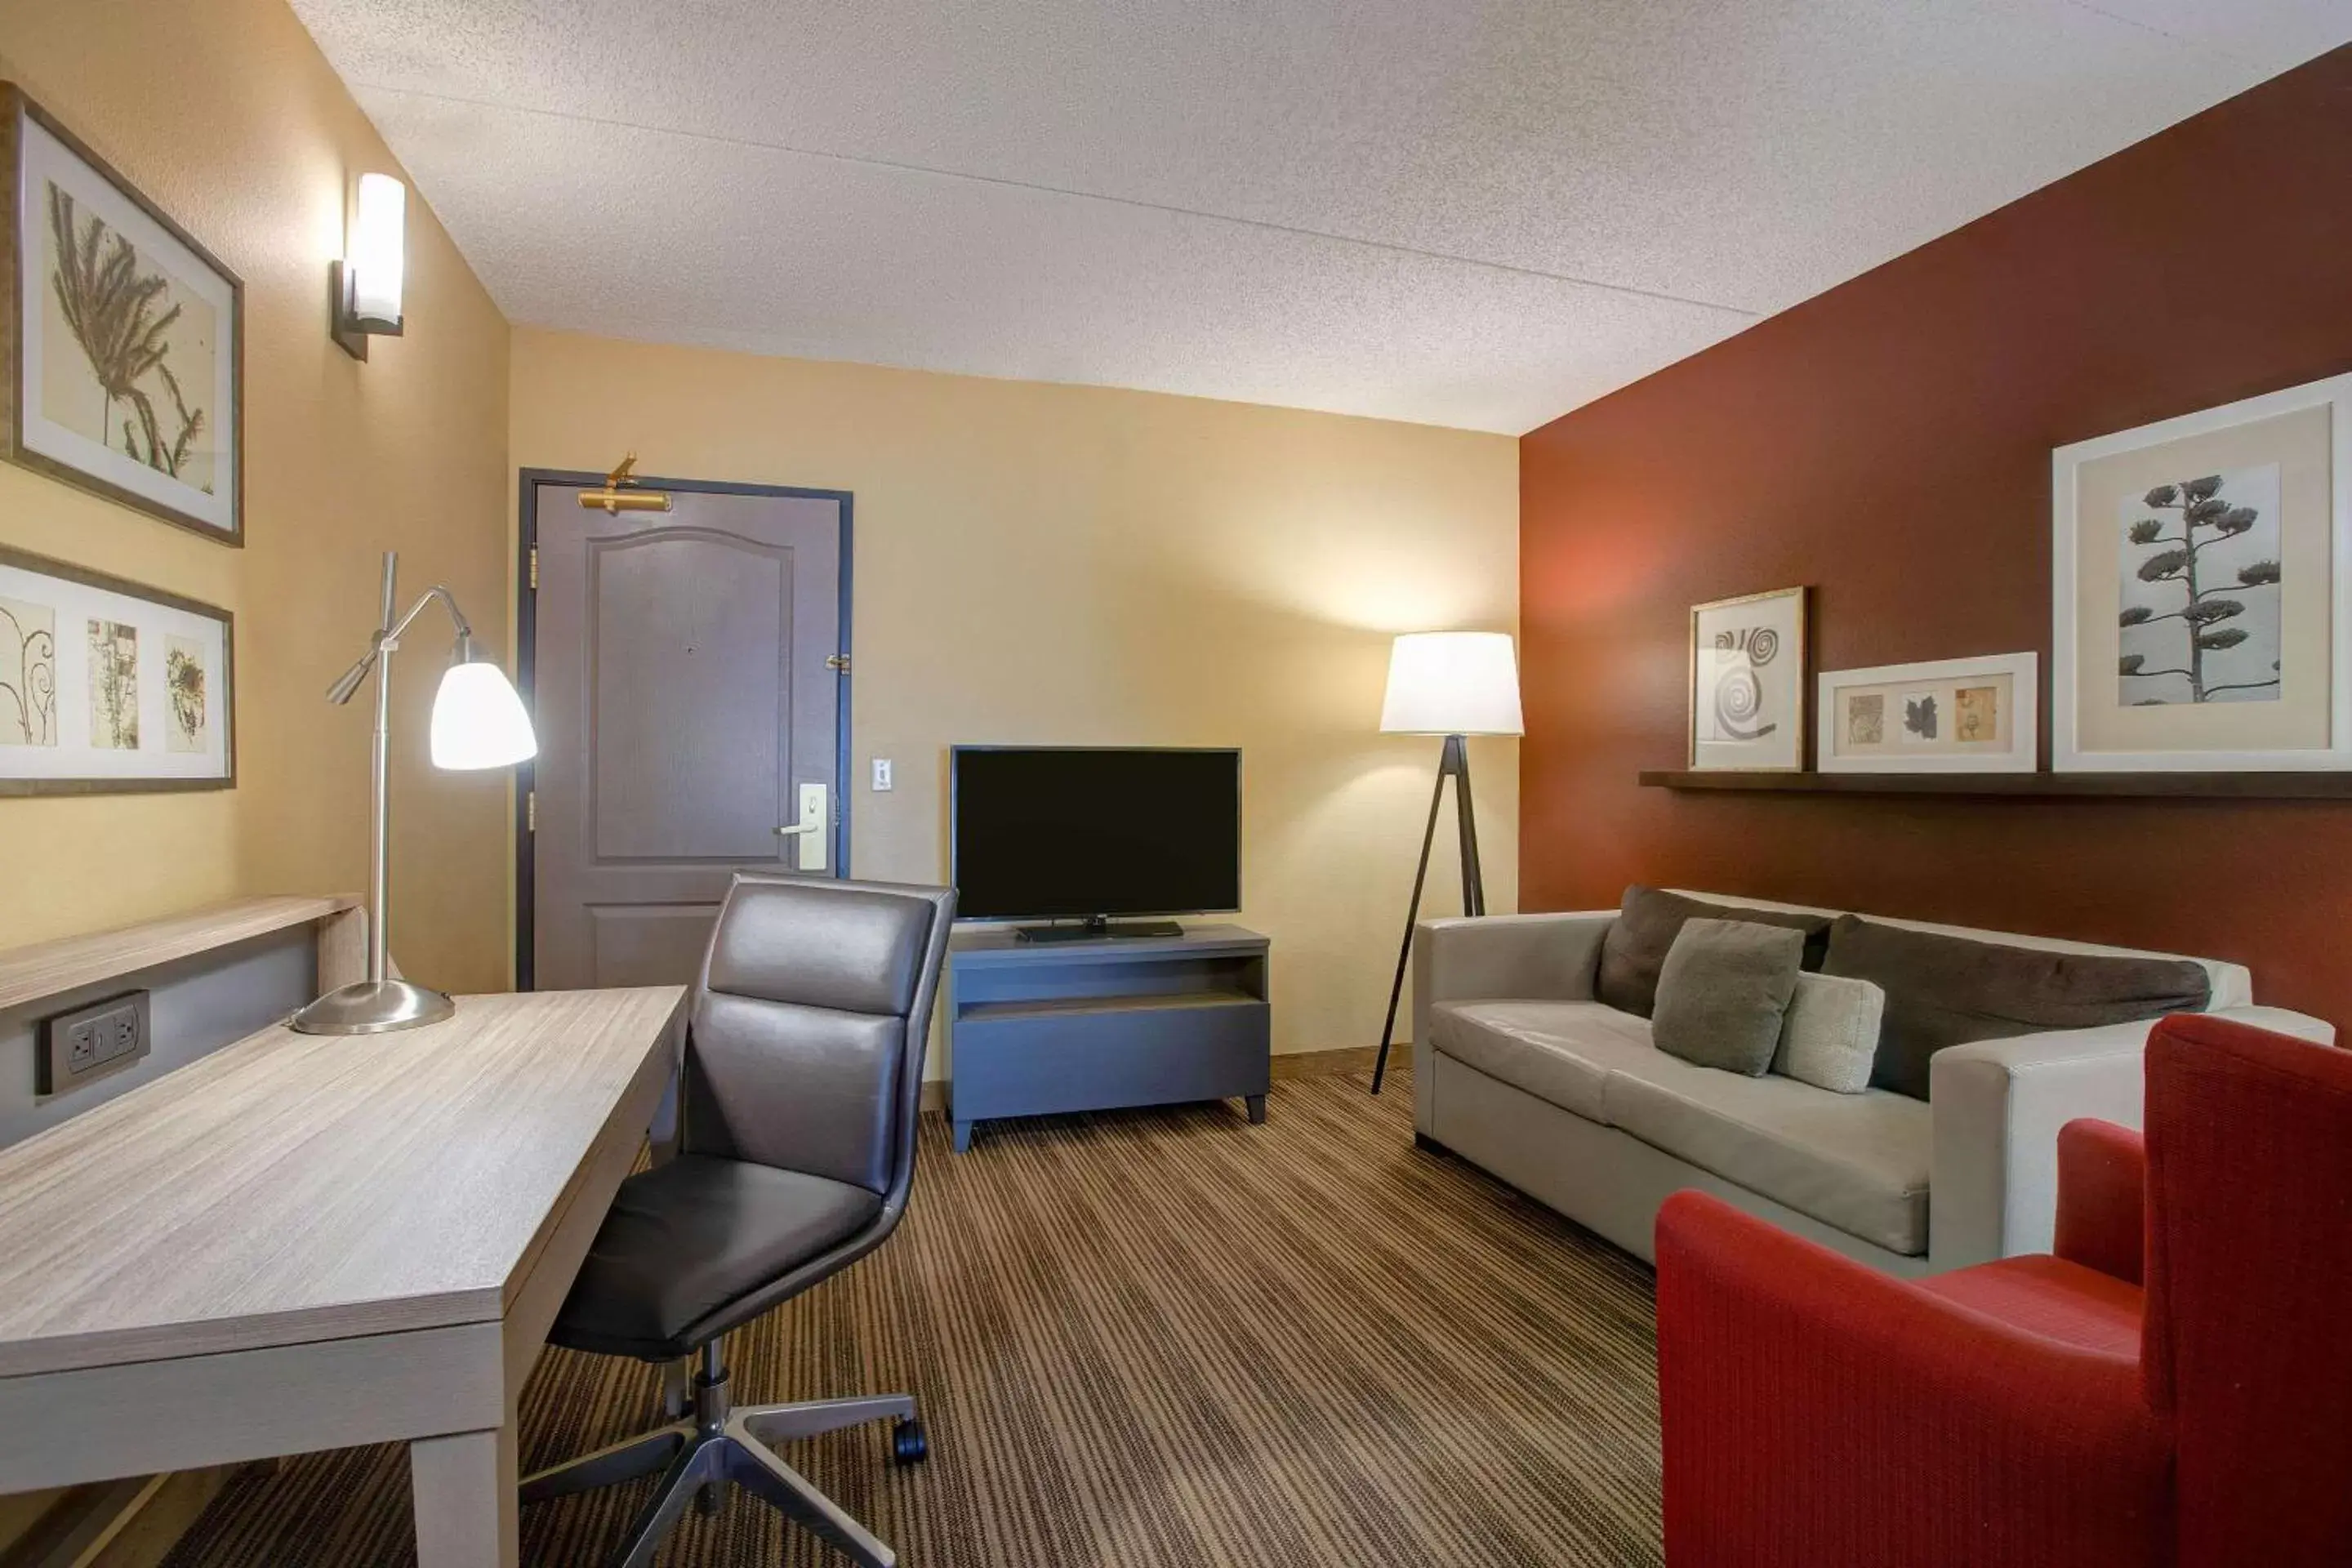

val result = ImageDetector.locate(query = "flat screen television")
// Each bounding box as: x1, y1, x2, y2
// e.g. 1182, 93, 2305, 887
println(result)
951, 746, 1241, 939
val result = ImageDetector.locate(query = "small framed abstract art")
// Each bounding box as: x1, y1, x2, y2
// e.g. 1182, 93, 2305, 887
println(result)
1818, 653, 2038, 773
2, 84, 244, 543
1689, 586, 1807, 771
2053, 372, 2351, 771
0, 544, 234, 795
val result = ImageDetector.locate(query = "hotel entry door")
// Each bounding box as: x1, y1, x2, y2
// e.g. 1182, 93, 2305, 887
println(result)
524, 474, 849, 991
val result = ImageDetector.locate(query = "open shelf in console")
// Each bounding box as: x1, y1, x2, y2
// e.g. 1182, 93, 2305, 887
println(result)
957, 989, 1263, 1024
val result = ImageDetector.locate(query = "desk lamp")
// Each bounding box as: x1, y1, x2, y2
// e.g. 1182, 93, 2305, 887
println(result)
291, 551, 536, 1035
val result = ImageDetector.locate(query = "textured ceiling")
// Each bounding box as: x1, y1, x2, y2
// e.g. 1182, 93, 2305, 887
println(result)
291, 1, 2351, 433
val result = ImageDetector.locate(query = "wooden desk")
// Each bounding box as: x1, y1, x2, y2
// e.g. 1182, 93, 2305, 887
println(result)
0, 987, 685, 1568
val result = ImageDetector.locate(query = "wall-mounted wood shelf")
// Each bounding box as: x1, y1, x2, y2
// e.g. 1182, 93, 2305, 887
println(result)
0, 894, 363, 1014
1638, 769, 2352, 800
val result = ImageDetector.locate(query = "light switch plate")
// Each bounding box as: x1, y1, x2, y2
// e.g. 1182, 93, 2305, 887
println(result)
871, 758, 893, 791
38, 989, 152, 1097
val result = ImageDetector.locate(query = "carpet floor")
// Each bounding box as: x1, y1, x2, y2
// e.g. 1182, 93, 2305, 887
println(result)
162, 1072, 1664, 1566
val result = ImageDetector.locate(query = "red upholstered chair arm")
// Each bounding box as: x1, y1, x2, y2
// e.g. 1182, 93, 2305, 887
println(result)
2055, 1118, 2147, 1287
1655, 1192, 2170, 1568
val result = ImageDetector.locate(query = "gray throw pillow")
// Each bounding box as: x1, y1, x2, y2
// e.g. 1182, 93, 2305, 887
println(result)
1773, 972, 1886, 1094
1820, 915, 2213, 1100
1595, 886, 1833, 1018
1651, 919, 1806, 1076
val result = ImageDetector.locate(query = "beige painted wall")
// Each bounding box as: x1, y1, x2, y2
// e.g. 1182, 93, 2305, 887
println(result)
0, 0, 513, 995
512, 331, 1519, 1064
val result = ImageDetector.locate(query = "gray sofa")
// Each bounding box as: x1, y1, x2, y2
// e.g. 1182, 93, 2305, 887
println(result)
1411, 892, 2333, 1276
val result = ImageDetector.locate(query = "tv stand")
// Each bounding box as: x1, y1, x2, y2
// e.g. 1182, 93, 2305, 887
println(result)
946, 924, 1271, 1151
1013, 916, 1184, 944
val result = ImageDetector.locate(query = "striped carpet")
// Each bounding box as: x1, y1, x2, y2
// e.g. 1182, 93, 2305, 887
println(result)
163, 1072, 1664, 1566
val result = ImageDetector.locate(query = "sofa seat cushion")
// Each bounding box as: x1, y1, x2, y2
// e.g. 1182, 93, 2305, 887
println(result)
1603, 1051, 1932, 1255
1428, 1000, 1659, 1121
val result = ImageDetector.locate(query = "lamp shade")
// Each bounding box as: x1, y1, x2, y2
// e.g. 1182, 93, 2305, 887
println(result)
349, 173, 406, 326
1379, 631, 1523, 736
430, 660, 537, 770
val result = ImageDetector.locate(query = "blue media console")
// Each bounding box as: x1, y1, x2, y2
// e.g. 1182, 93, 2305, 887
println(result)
944, 924, 1272, 1152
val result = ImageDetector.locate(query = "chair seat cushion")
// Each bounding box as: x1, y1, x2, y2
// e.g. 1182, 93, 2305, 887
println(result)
1428, 1000, 1659, 1121
1918, 1254, 2144, 1358
550, 1155, 882, 1361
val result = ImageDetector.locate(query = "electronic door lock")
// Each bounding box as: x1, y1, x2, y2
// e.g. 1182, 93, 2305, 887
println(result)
775, 782, 828, 871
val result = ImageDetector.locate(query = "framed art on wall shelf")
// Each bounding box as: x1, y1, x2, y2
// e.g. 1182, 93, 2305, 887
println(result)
1689, 586, 1807, 772
1818, 653, 2038, 773
1, 84, 243, 544
0, 543, 234, 795
2053, 372, 2351, 772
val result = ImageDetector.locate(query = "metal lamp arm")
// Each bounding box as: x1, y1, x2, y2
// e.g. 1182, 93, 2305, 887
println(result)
326, 584, 479, 705
386, 585, 476, 648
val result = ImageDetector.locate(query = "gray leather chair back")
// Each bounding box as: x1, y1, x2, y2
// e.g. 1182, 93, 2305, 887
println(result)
684, 874, 956, 1195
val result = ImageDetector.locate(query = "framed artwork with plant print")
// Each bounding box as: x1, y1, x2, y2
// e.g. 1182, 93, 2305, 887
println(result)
2053, 372, 2352, 770
0, 543, 234, 795
1818, 653, 2038, 773
2, 84, 243, 543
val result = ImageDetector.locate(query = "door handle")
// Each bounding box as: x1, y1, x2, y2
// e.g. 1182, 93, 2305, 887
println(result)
776, 782, 827, 871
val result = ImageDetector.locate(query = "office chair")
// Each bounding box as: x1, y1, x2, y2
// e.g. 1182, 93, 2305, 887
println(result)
522, 872, 956, 1568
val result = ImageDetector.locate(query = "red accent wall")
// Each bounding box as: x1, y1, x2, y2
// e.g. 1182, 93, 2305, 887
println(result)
1520, 47, 2352, 1027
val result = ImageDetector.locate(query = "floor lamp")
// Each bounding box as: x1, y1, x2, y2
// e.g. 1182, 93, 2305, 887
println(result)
1371, 631, 1523, 1094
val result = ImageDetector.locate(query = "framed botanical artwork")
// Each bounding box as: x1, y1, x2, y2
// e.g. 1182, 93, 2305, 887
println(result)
1689, 586, 1807, 771
2053, 372, 2350, 771
0, 543, 234, 794
1, 84, 243, 543
1818, 653, 2038, 773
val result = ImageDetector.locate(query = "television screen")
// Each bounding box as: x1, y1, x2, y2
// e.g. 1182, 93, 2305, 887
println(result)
951, 747, 1241, 920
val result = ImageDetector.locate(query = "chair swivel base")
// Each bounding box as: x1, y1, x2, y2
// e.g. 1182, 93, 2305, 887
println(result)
521, 1359, 926, 1568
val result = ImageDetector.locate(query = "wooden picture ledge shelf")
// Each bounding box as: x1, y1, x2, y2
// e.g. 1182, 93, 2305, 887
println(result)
1639, 769, 2352, 800
0, 894, 365, 1014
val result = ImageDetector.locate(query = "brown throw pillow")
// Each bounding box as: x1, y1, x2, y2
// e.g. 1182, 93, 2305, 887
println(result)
1820, 915, 2212, 1101
1650, 919, 1807, 1076
1596, 886, 1833, 1018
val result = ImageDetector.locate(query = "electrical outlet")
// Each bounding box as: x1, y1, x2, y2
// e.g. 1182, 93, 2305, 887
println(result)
871, 758, 893, 791
38, 990, 151, 1096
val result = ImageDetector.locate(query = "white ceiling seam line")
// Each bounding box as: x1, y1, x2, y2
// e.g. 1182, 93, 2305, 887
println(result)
350, 80, 1766, 322
2047, 0, 2267, 65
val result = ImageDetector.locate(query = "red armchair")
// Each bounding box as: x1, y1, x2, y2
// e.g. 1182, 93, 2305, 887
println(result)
1655, 1011, 2352, 1567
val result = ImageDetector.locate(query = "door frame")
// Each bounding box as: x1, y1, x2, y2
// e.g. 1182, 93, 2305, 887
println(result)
513, 469, 855, 991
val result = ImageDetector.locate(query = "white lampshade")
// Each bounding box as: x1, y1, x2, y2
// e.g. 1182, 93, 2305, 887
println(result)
348, 173, 406, 326
430, 660, 536, 770
1380, 631, 1523, 736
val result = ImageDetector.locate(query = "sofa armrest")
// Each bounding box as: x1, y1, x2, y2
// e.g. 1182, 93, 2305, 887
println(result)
2055, 1120, 2145, 1286
1656, 1192, 2171, 1568
1931, 1004, 2332, 1271
1410, 911, 1613, 1134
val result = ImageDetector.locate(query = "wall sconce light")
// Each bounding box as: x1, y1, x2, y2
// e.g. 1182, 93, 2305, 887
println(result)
331, 172, 407, 360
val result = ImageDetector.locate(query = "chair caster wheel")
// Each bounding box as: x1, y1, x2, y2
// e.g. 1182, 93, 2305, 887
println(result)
891, 1417, 929, 1464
